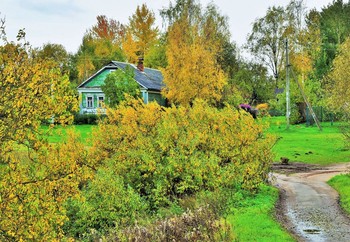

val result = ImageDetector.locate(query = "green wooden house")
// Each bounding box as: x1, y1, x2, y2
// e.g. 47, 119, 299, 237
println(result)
77, 60, 166, 114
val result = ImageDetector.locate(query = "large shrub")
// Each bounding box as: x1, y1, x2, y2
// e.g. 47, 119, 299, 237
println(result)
89, 98, 274, 209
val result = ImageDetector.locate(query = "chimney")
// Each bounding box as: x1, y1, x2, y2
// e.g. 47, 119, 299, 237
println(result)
137, 57, 144, 72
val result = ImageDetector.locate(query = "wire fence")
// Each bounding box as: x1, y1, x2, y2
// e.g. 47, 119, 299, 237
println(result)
305, 106, 336, 125
269, 106, 338, 125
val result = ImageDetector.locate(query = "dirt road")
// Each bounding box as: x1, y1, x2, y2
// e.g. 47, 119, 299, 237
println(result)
273, 163, 350, 242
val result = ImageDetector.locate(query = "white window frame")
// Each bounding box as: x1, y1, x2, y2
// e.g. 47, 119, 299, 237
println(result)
86, 95, 94, 108
97, 95, 105, 108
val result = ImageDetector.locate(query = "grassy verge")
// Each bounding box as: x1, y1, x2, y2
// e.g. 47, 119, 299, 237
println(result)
227, 185, 295, 242
267, 117, 350, 165
328, 174, 350, 215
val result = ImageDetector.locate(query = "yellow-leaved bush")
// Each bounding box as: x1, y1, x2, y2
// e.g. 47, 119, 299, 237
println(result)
0, 27, 89, 241
90, 98, 275, 209
0, 132, 89, 241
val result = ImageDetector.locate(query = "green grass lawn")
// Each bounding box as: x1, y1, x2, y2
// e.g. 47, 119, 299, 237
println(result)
41, 124, 95, 144
267, 116, 350, 165
227, 185, 295, 242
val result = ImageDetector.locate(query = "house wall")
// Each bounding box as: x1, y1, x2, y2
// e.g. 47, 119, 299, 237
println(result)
85, 69, 115, 87
81, 92, 105, 108
78, 90, 106, 114
79, 91, 165, 114
148, 92, 166, 106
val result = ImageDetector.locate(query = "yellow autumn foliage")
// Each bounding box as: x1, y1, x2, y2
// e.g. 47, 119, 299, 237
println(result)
122, 30, 139, 64
290, 52, 312, 75
327, 36, 350, 113
0, 28, 89, 241
162, 16, 227, 106
90, 98, 275, 209
126, 3, 159, 60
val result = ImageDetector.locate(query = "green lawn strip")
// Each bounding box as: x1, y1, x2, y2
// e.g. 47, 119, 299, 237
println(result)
41, 124, 95, 144
267, 117, 350, 165
227, 185, 295, 242
328, 174, 350, 215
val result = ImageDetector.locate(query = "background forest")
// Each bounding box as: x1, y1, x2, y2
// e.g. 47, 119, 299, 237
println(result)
1, 0, 350, 241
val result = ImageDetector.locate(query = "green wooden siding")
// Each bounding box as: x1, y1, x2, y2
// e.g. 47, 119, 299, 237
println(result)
85, 69, 114, 87
81, 92, 104, 108
148, 92, 166, 106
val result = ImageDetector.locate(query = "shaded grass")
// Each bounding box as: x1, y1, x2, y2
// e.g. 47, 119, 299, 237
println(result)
328, 174, 350, 215
267, 117, 350, 165
227, 185, 295, 242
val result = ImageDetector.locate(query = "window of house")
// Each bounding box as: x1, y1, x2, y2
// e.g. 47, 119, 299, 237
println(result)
87, 96, 94, 108
98, 96, 104, 108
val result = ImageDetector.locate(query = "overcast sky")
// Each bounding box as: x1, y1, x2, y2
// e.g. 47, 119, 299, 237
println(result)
2, 0, 334, 54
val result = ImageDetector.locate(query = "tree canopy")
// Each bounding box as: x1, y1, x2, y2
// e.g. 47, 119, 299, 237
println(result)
75, 15, 125, 83
124, 3, 159, 62
161, 0, 227, 106
327, 36, 350, 114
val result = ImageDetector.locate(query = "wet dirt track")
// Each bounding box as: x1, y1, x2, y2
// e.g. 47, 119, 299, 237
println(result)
273, 163, 350, 242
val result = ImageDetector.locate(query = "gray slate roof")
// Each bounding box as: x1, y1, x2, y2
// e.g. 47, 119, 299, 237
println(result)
78, 61, 164, 91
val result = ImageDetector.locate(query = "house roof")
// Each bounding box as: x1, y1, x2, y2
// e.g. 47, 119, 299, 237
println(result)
77, 61, 164, 91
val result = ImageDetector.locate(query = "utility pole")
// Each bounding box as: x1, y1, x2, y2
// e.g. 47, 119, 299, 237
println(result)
285, 39, 322, 131
285, 39, 291, 129
291, 71, 323, 131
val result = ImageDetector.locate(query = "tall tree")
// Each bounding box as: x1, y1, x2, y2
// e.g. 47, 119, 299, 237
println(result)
297, 9, 321, 67
123, 4, 159, 63
161, 0, 226, 106
160, 0, 201, 26
36, 43, 69, 70
231, 62, 275, 104
161, 0, 232, 71
75, 15, 125, 83
247, 6, 287, 88
315, 0, 350, 80
327, 36, 350, 114
247, 1, 306, 88
144, 33, 168, 69
91, 15, 124, 41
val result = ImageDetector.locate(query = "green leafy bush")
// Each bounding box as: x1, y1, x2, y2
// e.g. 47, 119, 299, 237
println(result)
101, 66, 140, 107
73, 113, 105, 125
64, 168, 146, 239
